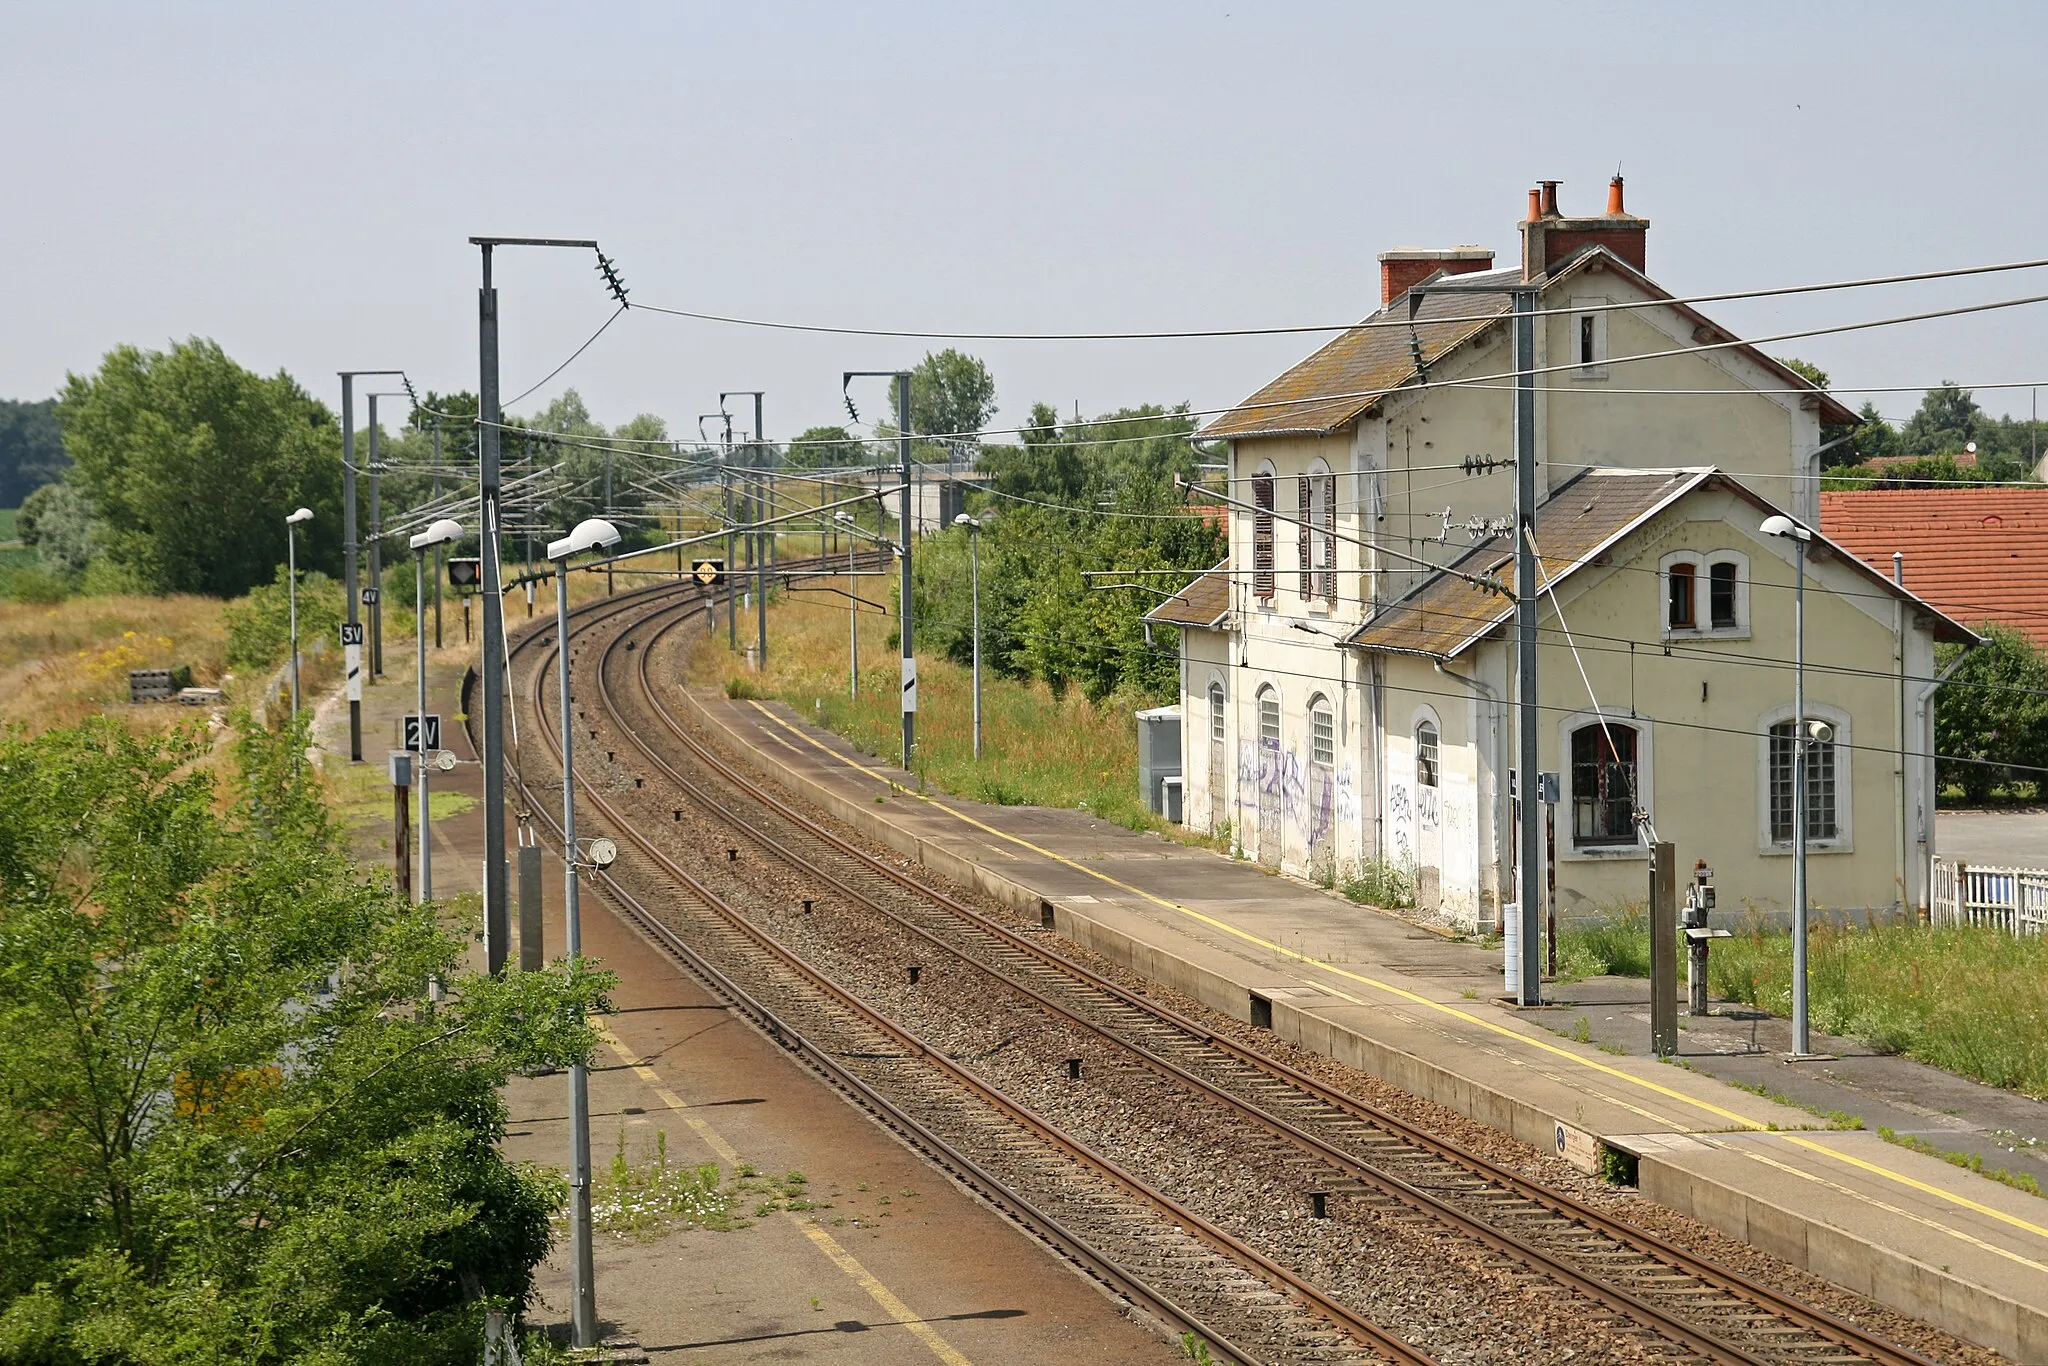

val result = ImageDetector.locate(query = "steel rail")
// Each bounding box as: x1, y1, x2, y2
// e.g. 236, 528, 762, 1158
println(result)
601, 591, 1944, 1366
500, 574, 1423, 1366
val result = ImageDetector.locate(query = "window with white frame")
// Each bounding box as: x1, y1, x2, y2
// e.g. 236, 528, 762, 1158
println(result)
1414, 719, 1439, 789
1570, 722, 1639, 846
1764, 708, 1848, 847
1257, 685, 1280, 746
1309, 695, 1335, 767
1252, 466, 1276, 600
1660, 550, 1749, 636
1208, 680, 1226, 743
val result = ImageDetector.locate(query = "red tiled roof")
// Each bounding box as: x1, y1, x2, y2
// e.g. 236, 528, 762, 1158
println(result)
1820, 489, 2048, 647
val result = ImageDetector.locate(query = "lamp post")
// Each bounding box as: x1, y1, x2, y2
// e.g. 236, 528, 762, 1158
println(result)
285, 507, 313, 719
954, 512, 982, 758
1761, 513, 1817, 1057
835, 511, 857, 696
546, 514, 622, 1350
367, 392, 410, 680
408, 518, 464, 907
337, 369, 407, 761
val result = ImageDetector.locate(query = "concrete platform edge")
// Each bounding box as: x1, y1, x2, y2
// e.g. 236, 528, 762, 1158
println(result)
678, 688, 2048, 1362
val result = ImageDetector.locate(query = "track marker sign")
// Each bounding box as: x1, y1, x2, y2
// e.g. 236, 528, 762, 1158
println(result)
692, 558, 724, 586
340, 623, 365, 701
901, 656, 917, 713
403, 714, 442, 753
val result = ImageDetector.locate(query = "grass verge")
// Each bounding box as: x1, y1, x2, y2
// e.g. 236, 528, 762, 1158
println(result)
684, 573, 1170, 834
1878, 1126, 2044, 1199
1554, 911, 2048, 1097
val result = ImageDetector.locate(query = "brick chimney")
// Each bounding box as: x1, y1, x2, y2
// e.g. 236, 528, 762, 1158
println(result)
1377, 246, 1496, 305
1519, 175, 1648, 281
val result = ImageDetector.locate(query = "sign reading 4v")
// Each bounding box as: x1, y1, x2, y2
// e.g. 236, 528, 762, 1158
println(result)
692, 558, 725, 586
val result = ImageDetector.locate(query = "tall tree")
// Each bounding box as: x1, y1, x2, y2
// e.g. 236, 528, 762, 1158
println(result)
0, 398, 67, 507
890, 349, 997, 446
1900, 382, 1984, 455
783, 425, 869, 470
59, 340, 343, 596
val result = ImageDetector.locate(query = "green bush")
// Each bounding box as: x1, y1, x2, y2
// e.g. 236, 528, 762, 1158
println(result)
1342, 859, 1416, 910
1554, 904, 1661, 979
222, 566, 343, 671
6, 565, 69, 604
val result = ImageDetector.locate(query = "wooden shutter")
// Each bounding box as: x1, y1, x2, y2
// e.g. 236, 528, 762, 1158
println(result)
1253, 474, 1274, 598
1318, 473, 1337, 601
1297, 476, 1312, 599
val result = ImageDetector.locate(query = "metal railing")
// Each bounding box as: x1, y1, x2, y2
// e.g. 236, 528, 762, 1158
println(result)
1930, 856, 2048, 935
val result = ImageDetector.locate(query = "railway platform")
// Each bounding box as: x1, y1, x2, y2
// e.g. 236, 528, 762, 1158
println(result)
684, 689, 2048, 1364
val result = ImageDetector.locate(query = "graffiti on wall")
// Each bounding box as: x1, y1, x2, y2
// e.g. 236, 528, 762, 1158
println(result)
1234, 738, 1340, 866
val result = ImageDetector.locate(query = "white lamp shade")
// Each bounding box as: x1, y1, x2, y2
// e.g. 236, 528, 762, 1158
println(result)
1759, 514, 1810, 541
547, 517, 623, 561
285, 507, 314, 525
409, 517, 464, 550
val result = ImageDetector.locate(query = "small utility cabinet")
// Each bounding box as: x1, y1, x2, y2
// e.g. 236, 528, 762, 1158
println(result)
1135, 704, 1183, 822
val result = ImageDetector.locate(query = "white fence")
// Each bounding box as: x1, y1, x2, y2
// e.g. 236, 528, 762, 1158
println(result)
1930, 856, 2048, 935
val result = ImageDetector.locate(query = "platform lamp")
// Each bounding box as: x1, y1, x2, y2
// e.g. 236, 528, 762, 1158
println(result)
285, 507, 314, 719
545, 515, 621, 1349
408, 518, 464, 909
834, 510, 857, 697
1760, 513, 1821, 1058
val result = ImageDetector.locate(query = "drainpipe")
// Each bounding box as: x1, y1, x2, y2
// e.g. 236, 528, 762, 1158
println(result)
1436, 657, 1509, 927
1894, 552, 1907, 919
1913, 646, 1973, 917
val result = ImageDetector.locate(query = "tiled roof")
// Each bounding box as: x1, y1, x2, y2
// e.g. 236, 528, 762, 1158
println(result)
1346, 470, 1708, 658
1199, 253, 1855, 442
1821, 488, 2048, 647
1199, 272, 1515, 439
1144, 564, 1231, 629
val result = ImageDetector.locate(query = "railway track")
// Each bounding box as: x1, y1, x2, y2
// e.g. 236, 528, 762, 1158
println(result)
500, 571, 1952, 1366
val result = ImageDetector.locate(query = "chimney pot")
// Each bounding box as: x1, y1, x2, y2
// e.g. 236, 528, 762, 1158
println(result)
1607, 175, 1626, 215
1527, 187, 1542, 222
1538, 180, 1561, 217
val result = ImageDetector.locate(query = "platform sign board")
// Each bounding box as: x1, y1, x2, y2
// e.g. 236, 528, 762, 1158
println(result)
901, 656, 917, 713
692, 558, 724, 586
340, 623, 365, 702
403, 714, 441, 753
360, 587, 380, 606
1553, 1121, 1600, 1175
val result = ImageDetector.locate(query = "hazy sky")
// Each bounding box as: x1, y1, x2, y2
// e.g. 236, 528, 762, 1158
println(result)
7, 2, 2048, 442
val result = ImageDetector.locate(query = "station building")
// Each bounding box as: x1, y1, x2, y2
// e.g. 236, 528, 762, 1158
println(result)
1148, 180, 1972, 929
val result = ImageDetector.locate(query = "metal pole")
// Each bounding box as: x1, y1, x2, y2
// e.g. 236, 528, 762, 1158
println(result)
368, 395, 384, 680
554, 557, 598, 1347
756, 394, 768, 665
970, 521, 982, 758
849, 526, 858, 695
898, 372, 915, 769
1650, 842, 1678, 1056
1513, 287, 1543, 1007
724, 463, 737, 651
342, 374, 361, 761
416, 547, 431, 905
1792, 535, 1810, 1056
288, 523, 301, 720
478, 245, 510, 978
433, 424, 445, 651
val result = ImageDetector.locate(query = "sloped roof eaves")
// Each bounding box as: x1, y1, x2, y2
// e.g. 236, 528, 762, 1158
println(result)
1144, 565, 1231, 629
1343, 469, 1711, 658
1198, 289, 1511, 440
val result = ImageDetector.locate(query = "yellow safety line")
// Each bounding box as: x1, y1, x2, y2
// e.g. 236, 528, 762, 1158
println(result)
592, 1023, 976, 1364
797, 1220, 977, 1366
594, 1022, 741, 1166
745, 702, 2048, 1249
1731, 1142, 2048, 1276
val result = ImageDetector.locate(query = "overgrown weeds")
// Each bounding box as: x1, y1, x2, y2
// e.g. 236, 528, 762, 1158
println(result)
1341, 858, 1415, 910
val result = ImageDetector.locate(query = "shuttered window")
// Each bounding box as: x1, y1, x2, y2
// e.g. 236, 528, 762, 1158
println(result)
1252, 472, 1275, 599
1297, 476, 1313, 600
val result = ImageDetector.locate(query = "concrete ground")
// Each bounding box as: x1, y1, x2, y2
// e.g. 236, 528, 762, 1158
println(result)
1939, 808, 2048, 868
314, 632, 1175, 1364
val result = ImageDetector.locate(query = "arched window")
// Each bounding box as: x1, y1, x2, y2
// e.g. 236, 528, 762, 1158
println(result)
1571, 723, 1639, 846
1414, 719, 1440, 789
1309, 694, 1335, 767
1257, 685, 1281, 747
1252, 465, 1276, 600
1667, 563, 1696, 629
1208, 680, 1226, 743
